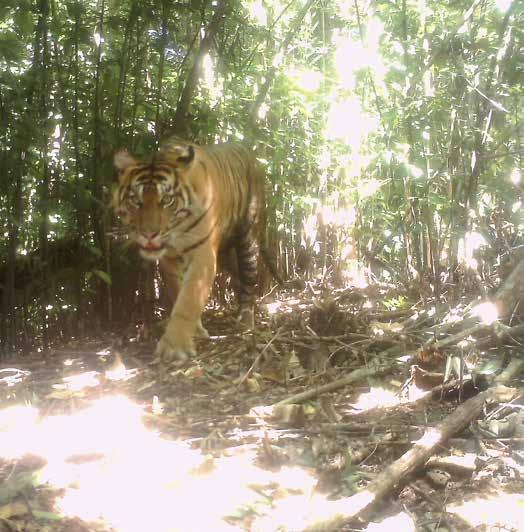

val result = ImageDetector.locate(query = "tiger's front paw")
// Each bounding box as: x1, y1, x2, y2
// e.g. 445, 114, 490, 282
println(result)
155, 334, 195, 366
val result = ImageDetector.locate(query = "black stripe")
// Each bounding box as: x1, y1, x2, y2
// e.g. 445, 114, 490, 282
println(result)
180, 233, 210, 254
236, 224, 253, 239
131, 163, 173, 183
240, 266, 257, 276
183, 198, 214, 234
136, 173, 169, 184
180, 220, 219, 254
239, 269, 257, 280
240, 263, 257, 273
151, 164, 173, 173
128, 166, 149, 178
238, 248, 256, 259
239, 255, 257, 266
237, 234, 256, 246
170, 209, 191, 229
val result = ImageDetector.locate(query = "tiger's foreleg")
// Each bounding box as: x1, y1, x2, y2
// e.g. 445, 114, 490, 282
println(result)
159, 257, 209, 339
155, 248, 216, 365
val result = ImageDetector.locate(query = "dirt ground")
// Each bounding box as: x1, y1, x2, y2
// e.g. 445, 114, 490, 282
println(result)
1, 283, 523, 531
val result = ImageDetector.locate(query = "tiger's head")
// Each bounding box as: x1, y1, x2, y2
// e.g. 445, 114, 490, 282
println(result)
113, 141, 198, 261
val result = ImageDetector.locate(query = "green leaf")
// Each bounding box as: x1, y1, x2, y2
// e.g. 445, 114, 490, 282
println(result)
86, 244, 103, 258
13, 8, 34, 37
92, 269, 112, 285
0, 471, 42, 504
32, 510, 64, 521
0, 31, 25, 63
427, 195, 447, 207
66, 1, 83, 19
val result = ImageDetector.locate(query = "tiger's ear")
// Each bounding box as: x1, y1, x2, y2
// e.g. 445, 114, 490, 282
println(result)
158, 142, 195, 169
114, 149, 137, 172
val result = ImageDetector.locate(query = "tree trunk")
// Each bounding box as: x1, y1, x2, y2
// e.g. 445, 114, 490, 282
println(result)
1, 160, 23, 355
130, 14, 146, 147
171, 0, 229, 137
72, 0, 86, 335
114, 1, 137, 145
91, 0, 112, 326
247, 0, 316, 131
154, 0, 169, 141
37, 0, 51, 348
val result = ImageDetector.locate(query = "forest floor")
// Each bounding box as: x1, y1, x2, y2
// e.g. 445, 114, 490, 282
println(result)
1, 281, 524, 531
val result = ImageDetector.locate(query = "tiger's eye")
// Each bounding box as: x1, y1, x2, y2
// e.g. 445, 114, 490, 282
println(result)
160, 196, 175, 207
128, 192, 142, 208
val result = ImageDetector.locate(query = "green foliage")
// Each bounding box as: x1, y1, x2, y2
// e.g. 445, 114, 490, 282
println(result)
88, 269, 112, 286
0, 31, 26, 63
0, 0, 522, 350
13, 7, 34, 37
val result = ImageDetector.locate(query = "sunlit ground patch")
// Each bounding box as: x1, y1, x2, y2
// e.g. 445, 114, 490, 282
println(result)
352, 387, 401, 411
0, 394, 327, 531
366, 512, 416, 532
341, 381, 433, 416
448, 492, 524, 530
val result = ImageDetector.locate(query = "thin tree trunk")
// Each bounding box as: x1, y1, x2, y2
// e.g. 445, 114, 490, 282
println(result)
154, 0, 169, 141
37, 0, 51, 348
466, 6, 515, 215
91, 0, 112, 325
114, 0, 137, 145
1, 161, 23, 355
91, 0, 105, 248
72, 0, 86, 335
172, 0, 229, 137
130, 15, 146, 148
399, 0, 418, 281
247, 0, 316, 131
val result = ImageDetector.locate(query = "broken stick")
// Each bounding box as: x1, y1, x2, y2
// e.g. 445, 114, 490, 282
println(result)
272, 362, 394, 407
301, 385, 515, 531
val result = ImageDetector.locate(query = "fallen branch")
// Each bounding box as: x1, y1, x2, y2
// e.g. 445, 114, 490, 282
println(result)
363, 308, 415, 321
416, 319, 524, 362
418, 322, 487, 354
278, 332, 372, 342
272, 362, 395, 407
237, 327, 282, 386
412, 376, 475, 405
301, 385, 515, 531
495, 358, 524, 384
493, 321, 524, 341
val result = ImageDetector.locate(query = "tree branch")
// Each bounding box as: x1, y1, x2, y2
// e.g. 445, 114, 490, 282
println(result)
247, 0, 317, 131
171, 0, 229, 137
302, 386, 515, 531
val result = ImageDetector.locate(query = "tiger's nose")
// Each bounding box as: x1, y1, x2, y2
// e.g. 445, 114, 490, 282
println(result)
142, 230, 159, 240
139, 230, 162, 250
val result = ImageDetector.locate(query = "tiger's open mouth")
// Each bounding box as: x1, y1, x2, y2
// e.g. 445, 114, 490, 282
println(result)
141, 242, 164, 251
137, 241, 166, 260
139, 246, 166, 261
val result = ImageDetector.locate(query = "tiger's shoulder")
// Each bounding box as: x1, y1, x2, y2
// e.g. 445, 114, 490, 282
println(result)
162, 138, 256, 172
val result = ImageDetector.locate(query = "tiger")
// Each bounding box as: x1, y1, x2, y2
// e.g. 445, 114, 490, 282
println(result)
113, 138, 267, 365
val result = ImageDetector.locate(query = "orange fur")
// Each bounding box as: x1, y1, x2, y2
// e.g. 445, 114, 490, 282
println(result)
113, 139, 265, 364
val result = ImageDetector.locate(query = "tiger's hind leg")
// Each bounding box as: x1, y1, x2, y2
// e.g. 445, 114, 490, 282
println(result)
234, 228, 259, 329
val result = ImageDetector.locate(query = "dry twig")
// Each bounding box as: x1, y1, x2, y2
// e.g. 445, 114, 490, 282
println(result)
272, 362, 395, 406
301, 385, 516, 531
